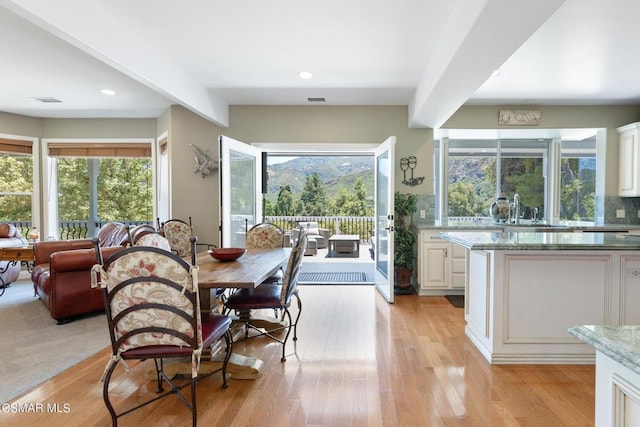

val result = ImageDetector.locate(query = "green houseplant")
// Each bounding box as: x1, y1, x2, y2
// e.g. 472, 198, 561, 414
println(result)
394, 191, 417, 289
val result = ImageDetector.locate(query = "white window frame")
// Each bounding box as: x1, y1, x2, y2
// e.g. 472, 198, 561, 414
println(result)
41, 138, 155, 239
0, 133, 40, 230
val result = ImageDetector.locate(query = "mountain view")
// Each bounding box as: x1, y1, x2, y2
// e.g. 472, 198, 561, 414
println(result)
265, 155, 374, 204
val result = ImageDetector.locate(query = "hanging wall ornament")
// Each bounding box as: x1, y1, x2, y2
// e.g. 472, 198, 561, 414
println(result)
190, 144, 218, 178
400, 156, 424, 186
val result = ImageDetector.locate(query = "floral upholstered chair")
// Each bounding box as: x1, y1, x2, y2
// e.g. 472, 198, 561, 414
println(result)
245, 223, 285, 285
224, 230, 306, 362
134, 232, 172, 251
91, 239, 232, 426
246, 223, 284, 249
160, 217, 215, 258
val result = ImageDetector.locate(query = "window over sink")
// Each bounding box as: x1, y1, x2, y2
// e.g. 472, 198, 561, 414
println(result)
435, 129, 598, 224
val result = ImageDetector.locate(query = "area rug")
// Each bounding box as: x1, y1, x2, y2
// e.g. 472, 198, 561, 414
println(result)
298, 272, 370, 285
0, 279, 109, 404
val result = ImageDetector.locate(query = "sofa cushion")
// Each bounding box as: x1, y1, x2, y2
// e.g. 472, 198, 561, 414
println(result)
0, 223, 17, 238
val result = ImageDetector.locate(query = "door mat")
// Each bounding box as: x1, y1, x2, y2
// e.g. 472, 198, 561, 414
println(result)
445, 295, 465, 308
298, 272, 370, 285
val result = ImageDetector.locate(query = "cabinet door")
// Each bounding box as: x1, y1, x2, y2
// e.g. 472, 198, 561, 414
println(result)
420, 241, 448, 289
450, 243, 467, 289
619, 130, 638, 196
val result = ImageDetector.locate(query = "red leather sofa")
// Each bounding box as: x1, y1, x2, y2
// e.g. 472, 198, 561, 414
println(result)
31, 222, 131, 324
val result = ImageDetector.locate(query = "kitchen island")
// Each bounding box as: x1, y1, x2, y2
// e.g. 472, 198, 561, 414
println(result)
569, 325, 640, 426
438, 230, 640, 364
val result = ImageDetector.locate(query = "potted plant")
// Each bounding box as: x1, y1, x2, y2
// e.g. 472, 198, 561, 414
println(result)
394, 191, 417, 290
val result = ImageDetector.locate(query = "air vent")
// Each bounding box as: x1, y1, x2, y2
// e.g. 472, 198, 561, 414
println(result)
307, 97, 325, 102
33, 97, 62, 103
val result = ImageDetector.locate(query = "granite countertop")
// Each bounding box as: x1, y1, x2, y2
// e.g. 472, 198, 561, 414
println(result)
414, 219, 640, 232
437, 230, 640, 250
569, 325, 640, 375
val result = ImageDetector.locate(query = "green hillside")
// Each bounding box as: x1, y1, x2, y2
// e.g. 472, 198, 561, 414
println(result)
266, 156, 374, 205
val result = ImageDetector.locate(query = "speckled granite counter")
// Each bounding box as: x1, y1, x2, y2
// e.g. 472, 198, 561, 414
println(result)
437, 230, 640, 250
569, 325, 640, 375
441, 229, 640, 364
414, 220, 640, 232
568, 325, 640, 426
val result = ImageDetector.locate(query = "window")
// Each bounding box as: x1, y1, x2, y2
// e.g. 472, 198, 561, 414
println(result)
44, 139, 154, 237
437, 132, 598, 223
560, 138, 596, 221
446, 139, 547, 220
0, 136, 37, 227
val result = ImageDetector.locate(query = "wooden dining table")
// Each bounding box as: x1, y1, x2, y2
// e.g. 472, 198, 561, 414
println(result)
196, 247, 291, 311
194, 247, 292, 379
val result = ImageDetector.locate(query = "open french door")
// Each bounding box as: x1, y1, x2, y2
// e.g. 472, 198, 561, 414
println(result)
218, 135, 262, 248
373, 136, 396, 303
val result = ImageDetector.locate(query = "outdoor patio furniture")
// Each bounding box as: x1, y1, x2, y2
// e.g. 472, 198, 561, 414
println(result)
296, 222, 329, 249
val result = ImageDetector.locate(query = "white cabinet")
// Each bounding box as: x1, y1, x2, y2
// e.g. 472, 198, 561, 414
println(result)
618, 122, 640, 196
416, 230, 467, 295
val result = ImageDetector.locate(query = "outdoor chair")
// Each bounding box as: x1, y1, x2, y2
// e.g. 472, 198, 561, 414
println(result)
91, 237, 233, 426
296, 221, 329, 249
223, 230, 306, 362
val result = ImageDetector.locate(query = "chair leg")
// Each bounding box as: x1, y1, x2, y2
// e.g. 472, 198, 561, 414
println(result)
221, 329, 233, 389
280, 309, 293, 362
292, 293, 302, 341
102, 359, 119, 427
192, 376, 197, 427
153, 358, 164, 393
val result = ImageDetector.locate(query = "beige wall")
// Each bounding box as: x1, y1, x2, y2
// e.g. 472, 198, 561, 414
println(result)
443, 105, 640, 195
157, 105, 432, 246
227, 105, 433, 194
4, 103, 640, 241
161, 105, 224, 246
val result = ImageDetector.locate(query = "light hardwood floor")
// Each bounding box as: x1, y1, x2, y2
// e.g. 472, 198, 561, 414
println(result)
1, 285, 595, 426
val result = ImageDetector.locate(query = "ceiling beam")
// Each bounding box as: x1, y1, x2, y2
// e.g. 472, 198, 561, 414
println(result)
408, 0, 566, 129
0, 0, 229, 127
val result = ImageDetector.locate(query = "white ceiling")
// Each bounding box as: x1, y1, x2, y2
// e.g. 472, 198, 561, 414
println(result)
1, 0, 639, 128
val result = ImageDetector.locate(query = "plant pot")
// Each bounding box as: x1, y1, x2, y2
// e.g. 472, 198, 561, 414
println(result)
394, 267, 413, 288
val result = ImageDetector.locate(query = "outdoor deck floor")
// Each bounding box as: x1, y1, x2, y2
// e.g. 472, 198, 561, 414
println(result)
299, 243, 375, 283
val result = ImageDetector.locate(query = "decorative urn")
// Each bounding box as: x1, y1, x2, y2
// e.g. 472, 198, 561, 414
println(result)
489, 192, 510, 223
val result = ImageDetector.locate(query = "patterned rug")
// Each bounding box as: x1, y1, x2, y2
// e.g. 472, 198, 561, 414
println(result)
298, 272, 370, 285
0, 279, 109, 404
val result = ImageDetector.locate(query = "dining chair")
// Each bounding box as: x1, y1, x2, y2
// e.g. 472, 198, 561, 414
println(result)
91, 237, 233, 426
246, 222, 284, 249
160, 217, 216, 257
246, 222, 285, 285
134, 231, 172, 251
224, 230, 306, 362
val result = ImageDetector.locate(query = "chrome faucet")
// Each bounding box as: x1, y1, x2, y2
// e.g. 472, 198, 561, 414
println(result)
512, 193, 520, 224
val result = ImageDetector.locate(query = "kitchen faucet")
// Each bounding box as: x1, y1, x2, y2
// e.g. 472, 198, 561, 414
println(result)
512, 193, 520, 224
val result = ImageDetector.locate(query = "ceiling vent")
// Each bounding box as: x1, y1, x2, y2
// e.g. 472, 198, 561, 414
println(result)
33, 97, 62, 103
307, 97, 325, 102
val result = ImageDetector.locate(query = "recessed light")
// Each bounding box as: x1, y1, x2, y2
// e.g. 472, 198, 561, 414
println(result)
101, 89, 116, 96
490, 70, 501, 78
32, 97, 62, 103
298, 71, 313, 80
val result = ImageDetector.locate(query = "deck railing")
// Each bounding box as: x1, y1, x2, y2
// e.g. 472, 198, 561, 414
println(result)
264, 216, 374, 244
7, 216, 374, 243
7, 220, 152, 241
